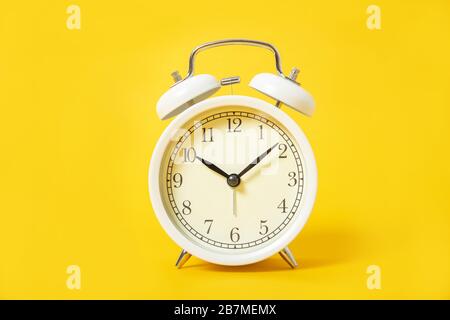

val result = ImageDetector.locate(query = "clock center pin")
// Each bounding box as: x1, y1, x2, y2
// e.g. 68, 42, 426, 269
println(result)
227, 174, 241, 187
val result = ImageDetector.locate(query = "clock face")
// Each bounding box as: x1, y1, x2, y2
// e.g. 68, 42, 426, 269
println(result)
159, 105, 305, 253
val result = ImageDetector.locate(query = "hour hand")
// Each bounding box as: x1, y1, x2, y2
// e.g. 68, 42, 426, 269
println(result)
196, 156, 229, 179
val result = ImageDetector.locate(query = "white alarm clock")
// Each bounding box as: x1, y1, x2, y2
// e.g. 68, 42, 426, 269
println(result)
149, 39, 317, 268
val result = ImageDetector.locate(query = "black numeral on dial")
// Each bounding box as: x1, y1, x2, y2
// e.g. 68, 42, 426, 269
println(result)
172, 173, 183, 188
202, 128, 213, 142
288, 171, 297, 187
278, 143, 287, 158
227, 118, 242, 132
182, 200, 192, 215
259, 220, 268, 235
230, 227, 240, 242
277, 199, 288, 213
204, 219, 213, 234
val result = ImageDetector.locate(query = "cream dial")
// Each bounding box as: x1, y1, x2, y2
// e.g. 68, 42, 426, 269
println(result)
161, 106, 304, 253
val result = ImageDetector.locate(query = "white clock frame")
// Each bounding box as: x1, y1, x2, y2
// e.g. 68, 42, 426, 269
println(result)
149, 95, 317, 266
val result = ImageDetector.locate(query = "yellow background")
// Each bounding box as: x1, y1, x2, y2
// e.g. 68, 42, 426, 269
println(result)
1, 0, 449, 299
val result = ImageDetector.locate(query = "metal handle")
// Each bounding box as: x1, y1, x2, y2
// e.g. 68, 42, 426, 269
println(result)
184, 39, 287, 80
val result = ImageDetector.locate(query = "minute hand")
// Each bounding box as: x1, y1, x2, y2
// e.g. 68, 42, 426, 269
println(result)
238, 142, 279, 178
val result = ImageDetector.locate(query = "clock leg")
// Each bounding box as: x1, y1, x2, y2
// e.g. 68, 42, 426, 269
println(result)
279, 247, 298, 269
175, 249, 192, 269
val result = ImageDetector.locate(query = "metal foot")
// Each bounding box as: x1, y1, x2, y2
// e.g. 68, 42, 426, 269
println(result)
175, 249, 192, 269
279, 247, 298, 269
